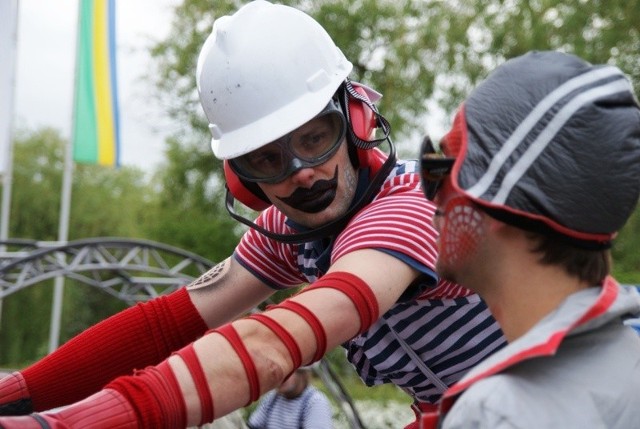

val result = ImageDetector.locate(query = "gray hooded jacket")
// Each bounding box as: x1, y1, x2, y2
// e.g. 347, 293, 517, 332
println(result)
440, 279, 640, 429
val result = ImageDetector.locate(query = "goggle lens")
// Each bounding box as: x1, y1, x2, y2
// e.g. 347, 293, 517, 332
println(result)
230, 109, 346, 184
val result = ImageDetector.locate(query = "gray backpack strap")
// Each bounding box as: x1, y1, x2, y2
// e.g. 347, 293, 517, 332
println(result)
388, 323, 448, 394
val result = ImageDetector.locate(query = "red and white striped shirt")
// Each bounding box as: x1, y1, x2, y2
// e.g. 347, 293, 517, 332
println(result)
234, 158, 505, 403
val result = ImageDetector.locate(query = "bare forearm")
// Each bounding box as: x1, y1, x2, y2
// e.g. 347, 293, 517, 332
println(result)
0, 251, 414, 428
175, 285, 363, 424
173, 251, 411, 424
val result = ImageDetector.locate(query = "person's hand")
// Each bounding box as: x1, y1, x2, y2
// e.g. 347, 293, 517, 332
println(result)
0, 372, 33, 415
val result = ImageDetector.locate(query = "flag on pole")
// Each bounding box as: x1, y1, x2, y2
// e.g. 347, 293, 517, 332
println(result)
73, 0, 120, 167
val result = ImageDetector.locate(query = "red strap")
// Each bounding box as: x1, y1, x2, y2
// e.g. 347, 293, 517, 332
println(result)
406, 402, 441, 429
304, 271, 379, 334
271, 300, 327, 363
176, 346, 214, 425
248, 314, 302, 372
214, 325, 260, 405
153, 362, 186, 428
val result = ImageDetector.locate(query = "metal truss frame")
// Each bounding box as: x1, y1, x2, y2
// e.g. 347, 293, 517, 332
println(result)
0, 238, 212, 303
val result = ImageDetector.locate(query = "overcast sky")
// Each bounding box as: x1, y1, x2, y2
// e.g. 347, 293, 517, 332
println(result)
14, 0, 182, 171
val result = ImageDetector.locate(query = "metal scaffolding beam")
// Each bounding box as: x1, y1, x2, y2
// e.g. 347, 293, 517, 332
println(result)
0, 238, 212, 303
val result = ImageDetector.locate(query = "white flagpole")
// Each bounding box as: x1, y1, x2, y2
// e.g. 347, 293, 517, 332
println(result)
48, 1, 81, 353
48, 139, 73, 352
0, 0, 20, 328
48, 132, 74, 352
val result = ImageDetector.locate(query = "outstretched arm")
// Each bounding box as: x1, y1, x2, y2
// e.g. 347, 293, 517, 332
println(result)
0, 248, 416, 428
177, 248, 413, 423
0, 257, 274, 414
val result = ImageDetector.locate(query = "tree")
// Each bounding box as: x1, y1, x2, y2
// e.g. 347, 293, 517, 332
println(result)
145, 0, 640, 284
0, 128, 158, 365
144, 136, 242, 263
9, 127, 154, 241
149, 0, 640, 142
612, 210, 640, 284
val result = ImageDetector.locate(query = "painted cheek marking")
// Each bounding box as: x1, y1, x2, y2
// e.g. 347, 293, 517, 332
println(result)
440, 198, 484, 266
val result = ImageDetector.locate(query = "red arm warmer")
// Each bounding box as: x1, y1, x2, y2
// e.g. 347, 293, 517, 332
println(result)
22, 287, 208, 411
109, 323, 264, 428
0, 361, 189, 428
106, 361, 187, 428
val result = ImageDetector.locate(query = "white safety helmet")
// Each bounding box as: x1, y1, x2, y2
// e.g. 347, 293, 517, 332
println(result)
196, 0, 353, 160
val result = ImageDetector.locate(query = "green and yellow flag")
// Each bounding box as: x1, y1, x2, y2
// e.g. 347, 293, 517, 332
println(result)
73, 0, 120, 167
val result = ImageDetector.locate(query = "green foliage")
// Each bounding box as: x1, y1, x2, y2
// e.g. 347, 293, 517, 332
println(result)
317, 371, 410, 404
2, 0, 640, 368
10, 128, 67, 241
9, 127, 155, 241
144, 0, 640, 282
0, 128, 159, 364
0, 281, 54, 366
612, 208, 640, 285
143, 137, 241, 262
467, 0, 640, 89
71, 165, 151, 239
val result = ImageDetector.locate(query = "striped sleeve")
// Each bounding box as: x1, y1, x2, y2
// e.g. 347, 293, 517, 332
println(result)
332, 172, 471, 299
234, 209, 306, 289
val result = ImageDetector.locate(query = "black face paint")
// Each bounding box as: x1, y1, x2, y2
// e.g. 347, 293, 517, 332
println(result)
277, 166, 338, 213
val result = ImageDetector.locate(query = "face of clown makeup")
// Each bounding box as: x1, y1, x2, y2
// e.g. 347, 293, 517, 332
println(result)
257, 139, 358, 228
433, 179, 488, 284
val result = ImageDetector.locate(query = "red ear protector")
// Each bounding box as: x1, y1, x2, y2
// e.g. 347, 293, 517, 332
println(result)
224, 81, 384, 211
223, 161, 271, 211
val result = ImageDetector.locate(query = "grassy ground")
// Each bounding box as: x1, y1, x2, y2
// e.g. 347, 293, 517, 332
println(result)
316, 374, 414, 428
328, 373, 412, 403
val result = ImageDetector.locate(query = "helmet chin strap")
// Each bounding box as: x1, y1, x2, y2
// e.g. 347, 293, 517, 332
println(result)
225, 138, 397, 244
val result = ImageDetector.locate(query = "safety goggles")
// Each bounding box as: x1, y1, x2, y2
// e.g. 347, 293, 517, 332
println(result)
420, 136, 455, 201
229, 101, 347, 184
